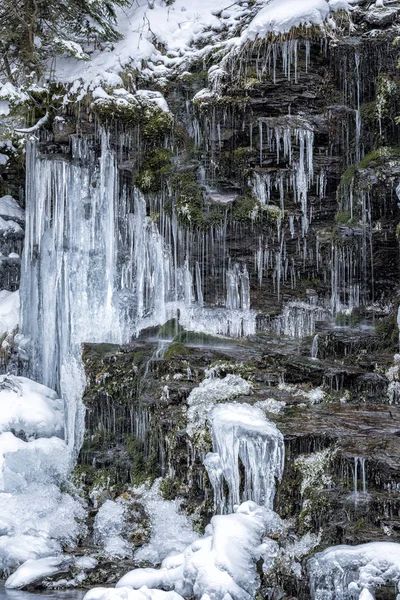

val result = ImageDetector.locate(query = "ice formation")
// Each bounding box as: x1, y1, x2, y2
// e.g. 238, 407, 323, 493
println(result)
308, 542, 400, 599
0, 374, 85, 574
205, 403, 284, 513
186, 375, 253, 437
94, 500, 132, 560
0, 374, 63, 437
0, 290, 19, 339
133, 480, 199, 565
110, 502, 275, 600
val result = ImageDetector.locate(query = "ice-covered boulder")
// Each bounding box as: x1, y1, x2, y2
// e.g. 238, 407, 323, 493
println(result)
308, 542, 400, 599
205, 403, 284, 512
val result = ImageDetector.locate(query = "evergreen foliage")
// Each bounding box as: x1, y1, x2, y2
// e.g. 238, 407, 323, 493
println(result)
0, 0, 130, 83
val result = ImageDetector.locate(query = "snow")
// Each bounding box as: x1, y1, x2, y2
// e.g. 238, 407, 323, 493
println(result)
205, 403, 284, 512
239, 0, 330, 42
0, 374, 64, 438
309, 542, 400, 599
0, 196, 24, 222
100, 501, 276, 600
5, 555, 72, 589
133, 480, 198, 565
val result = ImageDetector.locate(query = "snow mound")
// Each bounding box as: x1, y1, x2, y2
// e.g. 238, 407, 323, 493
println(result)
239, 0, 330, 42
133, 480, 198, 565
308, 542, 400, 599
0, 373, 85, 577
0, 374, 64, 438
100, 501, 275, 600
205, 403, 284, 512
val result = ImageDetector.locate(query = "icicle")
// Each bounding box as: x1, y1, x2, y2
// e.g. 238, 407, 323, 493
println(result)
311, 334, 319, 359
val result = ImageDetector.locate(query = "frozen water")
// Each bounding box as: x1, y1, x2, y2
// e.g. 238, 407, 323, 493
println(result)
187, 375, 253, 438
0, 482, 86, 575
0, 291, 19, 339
309, 542, 400, 599
205, 403, 284, 513
0, 375, 63, 438
94, 500, 132, 560
108, 501, 274, 600
133, 480, 198, 565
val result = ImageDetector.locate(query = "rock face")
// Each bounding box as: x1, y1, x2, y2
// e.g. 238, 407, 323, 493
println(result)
72, 6, 400, 597
6, 1, 400, 597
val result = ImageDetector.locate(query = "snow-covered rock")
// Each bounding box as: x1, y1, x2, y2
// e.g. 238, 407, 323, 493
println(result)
85, 587, 185, 600
239, 0, 330, 43
186, 374, 252, 437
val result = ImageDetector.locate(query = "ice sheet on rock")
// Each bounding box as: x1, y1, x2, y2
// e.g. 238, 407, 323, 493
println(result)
94, 500, 132, 559
186, 374, 253, 437
0, 375, 64, 438
85, 586, 185, 600
0, 290, 19, 338
115, 501, 273, 600
179, 307, 256, 338
308, 542, 400, 599
133, 480, 198, 565
205, 403, 284, 513
5, 555, 72, 589
0, 196, 24, 222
